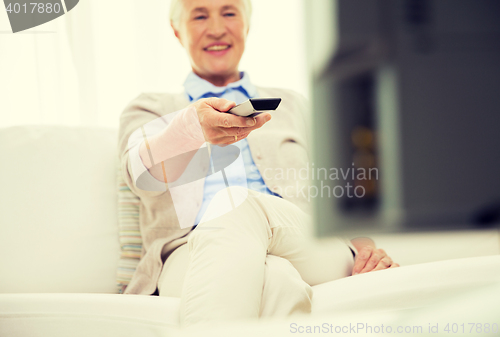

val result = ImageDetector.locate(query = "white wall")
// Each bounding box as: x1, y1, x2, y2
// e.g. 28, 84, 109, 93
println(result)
0, 0, 308, 128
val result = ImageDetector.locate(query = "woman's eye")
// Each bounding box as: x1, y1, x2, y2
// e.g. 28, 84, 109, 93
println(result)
223, 12, 236, 17
194, 15, 207, 20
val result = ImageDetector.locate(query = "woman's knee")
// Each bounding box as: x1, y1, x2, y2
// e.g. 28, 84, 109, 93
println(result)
212, 186, 251, 206
260, 254, 313, 317
197, 186, 252, 225
194, 186, 272, 241
265, 255, 313, 297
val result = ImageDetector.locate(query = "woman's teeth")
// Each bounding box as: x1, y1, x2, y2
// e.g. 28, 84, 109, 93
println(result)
206, 45, 229, 51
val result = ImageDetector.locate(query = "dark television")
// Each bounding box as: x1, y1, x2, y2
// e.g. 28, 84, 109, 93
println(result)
304, 0, 500, 236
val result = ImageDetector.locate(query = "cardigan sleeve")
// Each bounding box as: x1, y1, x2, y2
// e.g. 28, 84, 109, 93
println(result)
342, 237, 358, 260
118, 93, 172, 198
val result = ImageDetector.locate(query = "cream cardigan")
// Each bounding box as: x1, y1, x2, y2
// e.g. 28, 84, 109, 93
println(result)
118, 87, 312, 295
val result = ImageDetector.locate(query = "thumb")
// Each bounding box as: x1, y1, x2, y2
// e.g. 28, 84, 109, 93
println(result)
208, 97, 236, 112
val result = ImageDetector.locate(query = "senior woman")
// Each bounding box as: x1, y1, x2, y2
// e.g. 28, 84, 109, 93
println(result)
118, 0, 398, 328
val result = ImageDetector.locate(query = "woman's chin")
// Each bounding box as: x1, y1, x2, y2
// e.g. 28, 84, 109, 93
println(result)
203, 65, 239, 79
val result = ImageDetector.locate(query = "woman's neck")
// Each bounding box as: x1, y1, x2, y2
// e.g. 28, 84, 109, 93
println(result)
194, 70, 241, 87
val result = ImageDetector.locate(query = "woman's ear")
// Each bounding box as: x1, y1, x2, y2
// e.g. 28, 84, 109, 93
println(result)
171, 21, 183, 46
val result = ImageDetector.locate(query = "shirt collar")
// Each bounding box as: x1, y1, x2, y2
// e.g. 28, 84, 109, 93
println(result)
183, 71, 257, 102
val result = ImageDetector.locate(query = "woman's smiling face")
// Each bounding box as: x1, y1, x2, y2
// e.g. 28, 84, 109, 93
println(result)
173, 0, 249, 86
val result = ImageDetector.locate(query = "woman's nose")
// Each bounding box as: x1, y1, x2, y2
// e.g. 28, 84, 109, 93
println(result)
207, 17, 226, 38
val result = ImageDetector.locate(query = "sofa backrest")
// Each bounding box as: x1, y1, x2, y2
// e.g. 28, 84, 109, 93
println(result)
0, 126, 120, 293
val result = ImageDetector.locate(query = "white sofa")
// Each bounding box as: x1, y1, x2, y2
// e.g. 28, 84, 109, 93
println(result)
1, 125, 499, 337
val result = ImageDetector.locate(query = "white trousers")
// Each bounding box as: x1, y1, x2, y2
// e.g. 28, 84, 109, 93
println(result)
158, 187, 355, 327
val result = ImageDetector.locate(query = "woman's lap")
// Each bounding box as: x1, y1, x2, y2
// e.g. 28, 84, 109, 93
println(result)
158, 244, 314, 318
158, 187, 354, 293
158, 243, 189, 298
159, 187, 355, 326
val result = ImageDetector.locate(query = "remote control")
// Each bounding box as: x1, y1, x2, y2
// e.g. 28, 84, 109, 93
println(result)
227, 98, 281, 117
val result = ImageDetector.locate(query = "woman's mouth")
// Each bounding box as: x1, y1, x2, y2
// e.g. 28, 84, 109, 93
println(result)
204, 44, 231, 55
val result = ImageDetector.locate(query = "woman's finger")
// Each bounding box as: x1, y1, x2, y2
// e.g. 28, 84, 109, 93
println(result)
210, 132, 251, 146
371, 256, 393, 271
213, 112, 257, 128
360, 248, 387, 274
206, 113, 271, 141
352, 246, 373, 275
221, 115, 272, 137
236, 113, 272, 133
203, 97, 237, 112
253, 112, 272, 124
389, 263, 400, 268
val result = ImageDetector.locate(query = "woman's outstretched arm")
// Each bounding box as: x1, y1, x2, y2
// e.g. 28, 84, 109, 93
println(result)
138, 97, 271, 183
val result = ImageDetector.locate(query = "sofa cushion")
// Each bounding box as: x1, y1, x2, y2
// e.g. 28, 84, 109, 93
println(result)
0, 126, 120, 293
2, 255, 499, 337
116, 169, 142, 294
0, 293, 181, 337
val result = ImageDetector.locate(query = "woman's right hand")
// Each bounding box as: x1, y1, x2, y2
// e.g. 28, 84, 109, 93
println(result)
191, 97, 272, 145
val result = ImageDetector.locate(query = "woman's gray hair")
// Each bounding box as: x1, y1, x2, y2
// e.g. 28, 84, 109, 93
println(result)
170, 0, 252, 30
